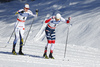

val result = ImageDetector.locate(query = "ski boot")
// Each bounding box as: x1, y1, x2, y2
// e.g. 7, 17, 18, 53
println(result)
19, 51, 24, 55
43, 53, 49, 59
49, 53, 54, 59
19, 39, 24, 55
12, 43, 17, 55
12, 49, 17, 55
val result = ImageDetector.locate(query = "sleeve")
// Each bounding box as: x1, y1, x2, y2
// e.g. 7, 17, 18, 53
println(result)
45, 16, 54, 23
61, 17, 66, 22
28, 10, 37, 17
18, 9, 24, 13
15, 9, 24, 15
61, 17, 70, 24
45, 18, 52, 23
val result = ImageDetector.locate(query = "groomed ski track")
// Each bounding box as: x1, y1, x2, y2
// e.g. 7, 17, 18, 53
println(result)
0, 0, 100, 67
0, 41, 100, 67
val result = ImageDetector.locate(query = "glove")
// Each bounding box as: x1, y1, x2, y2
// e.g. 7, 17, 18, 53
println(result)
35, 9, 39, 16
66, 17, 71, 23
36, 9, 39, 12
68, 17, 71, 21
15, 12, 19, 15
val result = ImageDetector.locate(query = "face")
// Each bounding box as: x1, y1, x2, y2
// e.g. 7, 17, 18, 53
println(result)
55, 18, 60, 21
24, 7, 29, 12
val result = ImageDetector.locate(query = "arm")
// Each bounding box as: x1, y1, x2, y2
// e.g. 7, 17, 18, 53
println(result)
28, 10, 37, 17
15, 9, 24, 15
45, 16, 55, 23
61, 17, 71, 24
45, 18, 52, 23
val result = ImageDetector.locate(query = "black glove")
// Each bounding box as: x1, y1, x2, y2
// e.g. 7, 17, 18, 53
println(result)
35, 9, 39, 12
35, 9, 39, 16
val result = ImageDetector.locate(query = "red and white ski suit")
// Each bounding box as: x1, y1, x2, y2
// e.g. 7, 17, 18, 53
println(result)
44, 16, 70, 54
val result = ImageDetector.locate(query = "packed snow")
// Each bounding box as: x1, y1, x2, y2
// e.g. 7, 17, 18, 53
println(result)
0, 0, 100, 67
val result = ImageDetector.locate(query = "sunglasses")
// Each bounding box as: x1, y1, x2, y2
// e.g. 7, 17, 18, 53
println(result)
25, 8, 29, 10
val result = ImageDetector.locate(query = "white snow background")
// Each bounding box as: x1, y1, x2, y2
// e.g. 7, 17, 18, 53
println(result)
0, 0, 100, 67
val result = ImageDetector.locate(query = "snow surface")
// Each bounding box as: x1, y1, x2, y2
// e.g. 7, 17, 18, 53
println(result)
0, 0, 100, 67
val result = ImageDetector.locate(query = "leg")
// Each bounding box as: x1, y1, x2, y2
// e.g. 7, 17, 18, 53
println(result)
44, 27, 51, 54
44, 43, 51, 55
49, 43, 55, 59
12, 28, 19, 55
43, 27, 51, 58
19, 29, 24, 55
49, 29, 55, 59
13, 35, 18, 51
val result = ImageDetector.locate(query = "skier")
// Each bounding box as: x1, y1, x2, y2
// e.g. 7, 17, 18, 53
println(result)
12, 3, 38, 55
43, 13, 71, 59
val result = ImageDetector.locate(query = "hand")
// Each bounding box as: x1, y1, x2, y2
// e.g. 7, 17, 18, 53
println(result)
35, 9, 39, 16
15, 12, 19, 15
35, 9, 39, 12
66, 17, 71, 23
52, 16, 55, 19
68, 17, 71, 21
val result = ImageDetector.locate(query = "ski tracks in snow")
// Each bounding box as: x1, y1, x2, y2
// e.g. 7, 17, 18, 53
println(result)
0, 42, 100, 67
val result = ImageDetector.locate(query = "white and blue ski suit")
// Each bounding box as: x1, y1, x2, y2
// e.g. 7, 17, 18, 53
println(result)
13, 9, 37, 50
44, 16, 70, 54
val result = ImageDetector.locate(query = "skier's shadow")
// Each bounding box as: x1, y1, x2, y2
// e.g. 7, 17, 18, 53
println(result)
24, 54, 43, 58
0, 51, 12, 55
0, 51, 43, 59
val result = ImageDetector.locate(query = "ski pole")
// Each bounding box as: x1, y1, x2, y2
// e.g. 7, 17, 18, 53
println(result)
0, 21, 20, 48
23, 19, 34, 46
24, 9, 38, 46
7, 21, 19, 44
64, 26, 70, 59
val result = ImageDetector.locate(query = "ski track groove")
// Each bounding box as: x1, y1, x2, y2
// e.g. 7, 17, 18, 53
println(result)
0, 41, 100, 67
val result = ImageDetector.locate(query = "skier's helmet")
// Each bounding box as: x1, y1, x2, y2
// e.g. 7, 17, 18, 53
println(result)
25, 3, 29, 8
55, 13, 61, 20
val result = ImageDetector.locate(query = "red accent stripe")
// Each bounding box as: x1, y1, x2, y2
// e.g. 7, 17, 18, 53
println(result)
51, 40, 55, 44
48, 24, 56, 29
50, 50, 53, 53
45, 18, 51, 23
17, 18, 25, 22
44, 50, 47, 53
48, 40, 51, 44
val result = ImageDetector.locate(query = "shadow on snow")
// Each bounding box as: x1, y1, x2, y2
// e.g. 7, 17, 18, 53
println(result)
0, 51, 43, 59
